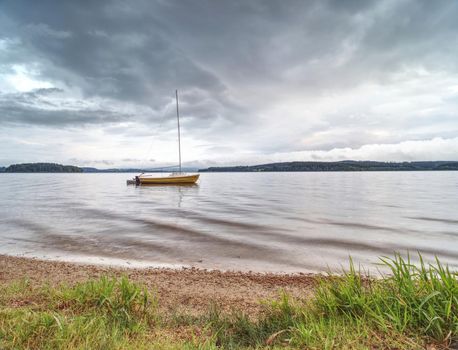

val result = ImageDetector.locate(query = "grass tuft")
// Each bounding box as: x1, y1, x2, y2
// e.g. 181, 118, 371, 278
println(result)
53, 276, 156, 329
203, 253, 458, 349
313, 253, 458, 343
0, 276, 157, 349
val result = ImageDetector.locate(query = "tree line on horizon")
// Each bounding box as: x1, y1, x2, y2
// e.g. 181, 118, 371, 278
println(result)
198, 160, 458, 172
0, 161, 458, 173
0, 163, 82, 173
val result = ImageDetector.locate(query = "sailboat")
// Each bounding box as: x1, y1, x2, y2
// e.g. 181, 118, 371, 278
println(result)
128, 90, 200, 185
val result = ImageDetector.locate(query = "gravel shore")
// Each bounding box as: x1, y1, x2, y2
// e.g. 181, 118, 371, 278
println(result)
0, 255, 317, 315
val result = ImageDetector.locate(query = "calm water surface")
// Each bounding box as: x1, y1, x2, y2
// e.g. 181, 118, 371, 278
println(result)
0, 172, 457, 273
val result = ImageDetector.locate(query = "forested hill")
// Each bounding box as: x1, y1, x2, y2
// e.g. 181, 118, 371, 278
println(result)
2, 163, 82, 173
199, 161, 458, 172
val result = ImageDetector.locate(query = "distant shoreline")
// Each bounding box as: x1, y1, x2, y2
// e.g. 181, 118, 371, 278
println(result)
2, 169, 458, 173
198, 160, 458, 172
1, 160, 458, 173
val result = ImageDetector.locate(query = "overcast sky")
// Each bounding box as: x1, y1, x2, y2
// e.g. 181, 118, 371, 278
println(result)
1, 0, 458, 168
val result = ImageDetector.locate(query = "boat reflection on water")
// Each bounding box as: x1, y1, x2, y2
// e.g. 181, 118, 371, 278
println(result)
133, 178, 199, 208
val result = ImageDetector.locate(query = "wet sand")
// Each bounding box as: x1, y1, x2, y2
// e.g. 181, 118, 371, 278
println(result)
0, 255, 317, 315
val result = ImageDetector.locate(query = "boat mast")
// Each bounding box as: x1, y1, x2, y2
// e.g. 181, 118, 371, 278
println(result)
175, 90, 182, 173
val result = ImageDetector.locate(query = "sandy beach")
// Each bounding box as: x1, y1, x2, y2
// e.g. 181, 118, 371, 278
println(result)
0, 255, 317, 315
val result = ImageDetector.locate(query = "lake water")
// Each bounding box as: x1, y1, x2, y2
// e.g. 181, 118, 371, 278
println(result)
0, 172, 457, 273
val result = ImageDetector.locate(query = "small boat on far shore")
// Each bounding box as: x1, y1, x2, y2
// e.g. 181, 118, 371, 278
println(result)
127, 90, 199, 186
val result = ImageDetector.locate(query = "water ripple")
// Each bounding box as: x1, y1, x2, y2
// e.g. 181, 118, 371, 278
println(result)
1, 172, 457, 272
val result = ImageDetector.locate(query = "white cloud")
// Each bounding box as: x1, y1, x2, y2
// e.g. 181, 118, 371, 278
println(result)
202, 137, 458, 166
3, 65, 53, 92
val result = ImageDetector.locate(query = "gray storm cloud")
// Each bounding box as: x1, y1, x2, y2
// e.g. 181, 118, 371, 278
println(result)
0, 0, 457, 166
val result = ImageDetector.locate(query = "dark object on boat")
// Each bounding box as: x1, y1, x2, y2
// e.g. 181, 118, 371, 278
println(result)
126, 176, 141, 185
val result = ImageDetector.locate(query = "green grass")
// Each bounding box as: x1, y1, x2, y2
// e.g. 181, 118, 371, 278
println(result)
0, 277, 159, 349
0, 254, 457, 349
